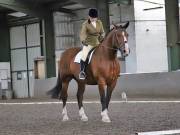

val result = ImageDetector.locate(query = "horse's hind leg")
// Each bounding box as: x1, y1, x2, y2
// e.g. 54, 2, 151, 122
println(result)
60, 79, 71, 121
77, 82, 88, 121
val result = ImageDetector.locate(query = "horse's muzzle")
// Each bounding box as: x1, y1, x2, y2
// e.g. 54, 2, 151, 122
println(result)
119, 43, 130, 58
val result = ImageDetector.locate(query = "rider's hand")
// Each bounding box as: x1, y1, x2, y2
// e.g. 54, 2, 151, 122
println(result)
99, 38, 104, 43
82, 41, 88, 46
99, 36, 104, 43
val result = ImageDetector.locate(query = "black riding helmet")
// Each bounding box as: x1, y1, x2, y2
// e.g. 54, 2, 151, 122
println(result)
88, 8, 98, 18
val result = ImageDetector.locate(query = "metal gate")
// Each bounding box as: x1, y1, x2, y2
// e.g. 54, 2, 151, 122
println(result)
10, 23, 41, 98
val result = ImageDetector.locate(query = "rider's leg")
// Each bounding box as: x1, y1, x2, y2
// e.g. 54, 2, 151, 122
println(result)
79, 60, 86, 79
79, 45, 94, 80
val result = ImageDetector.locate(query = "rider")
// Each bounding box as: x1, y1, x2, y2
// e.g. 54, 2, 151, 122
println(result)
79, 8, 105, 80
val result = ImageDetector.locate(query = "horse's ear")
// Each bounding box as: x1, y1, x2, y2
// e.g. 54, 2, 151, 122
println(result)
112, 21, 118, 29
113, 25, 117, 29
121, 21, 129, 29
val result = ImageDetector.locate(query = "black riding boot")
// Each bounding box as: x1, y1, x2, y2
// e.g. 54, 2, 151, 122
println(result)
79, 60, 86, 80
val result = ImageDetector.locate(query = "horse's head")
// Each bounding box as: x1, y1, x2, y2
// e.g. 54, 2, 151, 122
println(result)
111, 21, 130, 57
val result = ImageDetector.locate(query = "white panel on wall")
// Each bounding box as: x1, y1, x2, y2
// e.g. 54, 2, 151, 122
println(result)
10, 26, 26, 49
0, 62, 11, 79
0, 70, 8, 89
133, 0, 168, 73
135, 21, 168, 72
11, 49, 27, 71
12, 72, 28, 98
27, 23, 40, 47
134, 0, 165, 21
27, 47, 41, 70
29, 71, 34, 97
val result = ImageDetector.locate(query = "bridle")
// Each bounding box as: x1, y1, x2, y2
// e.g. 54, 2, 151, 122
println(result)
101, 29, 127, 52
112, 29, 126, 51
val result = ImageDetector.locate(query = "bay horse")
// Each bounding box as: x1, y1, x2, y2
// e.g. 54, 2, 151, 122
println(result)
47, 22, 130, 123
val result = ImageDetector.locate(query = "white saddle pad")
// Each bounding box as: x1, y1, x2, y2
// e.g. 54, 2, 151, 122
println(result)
74, 50, 95, 64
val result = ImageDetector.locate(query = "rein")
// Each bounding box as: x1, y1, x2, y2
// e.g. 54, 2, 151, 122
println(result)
101, 45, 119, 51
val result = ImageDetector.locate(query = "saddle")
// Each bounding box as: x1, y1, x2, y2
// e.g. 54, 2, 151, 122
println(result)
74, 47, 96, 64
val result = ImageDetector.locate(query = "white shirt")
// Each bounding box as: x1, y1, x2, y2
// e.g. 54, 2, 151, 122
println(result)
92, 21, 96, 28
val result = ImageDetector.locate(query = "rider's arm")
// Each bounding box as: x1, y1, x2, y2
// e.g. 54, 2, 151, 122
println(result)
99, 21, 105, 43
80, 23, 88, 45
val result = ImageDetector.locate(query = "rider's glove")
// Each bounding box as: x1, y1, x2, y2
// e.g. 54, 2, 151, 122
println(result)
82, 41, 88, 46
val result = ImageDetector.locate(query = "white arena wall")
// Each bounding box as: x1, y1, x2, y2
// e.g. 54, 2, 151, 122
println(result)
34, 71, 180, 99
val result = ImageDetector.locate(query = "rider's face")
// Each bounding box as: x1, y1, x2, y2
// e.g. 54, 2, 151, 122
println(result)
89, 16, 97, 22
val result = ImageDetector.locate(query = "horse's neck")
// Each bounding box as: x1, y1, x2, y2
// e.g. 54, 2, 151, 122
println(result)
100, 32, 118, 60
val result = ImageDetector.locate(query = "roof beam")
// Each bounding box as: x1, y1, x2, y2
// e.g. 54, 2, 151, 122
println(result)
70, 0, 97, 8
56, 8, 75, 15
0, 0, 51, 19
48, 1, 77, 10
47, 1, 76, 14
109, 0, 131, 5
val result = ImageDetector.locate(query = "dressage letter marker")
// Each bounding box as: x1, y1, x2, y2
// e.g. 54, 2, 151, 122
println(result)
136, 129, 180, 135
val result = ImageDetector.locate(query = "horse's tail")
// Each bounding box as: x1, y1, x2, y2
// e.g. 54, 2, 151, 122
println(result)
46, 73, 62, 99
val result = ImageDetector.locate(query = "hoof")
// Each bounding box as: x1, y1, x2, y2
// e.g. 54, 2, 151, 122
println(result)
62, 115, 69, 122
79, 107, 88, 122
80, 115, 88, 122
102, 116, 111, 123
101, 109, 111, 123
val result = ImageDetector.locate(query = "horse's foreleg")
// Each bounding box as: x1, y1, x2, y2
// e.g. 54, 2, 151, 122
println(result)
77, 82, 88, 121
61, 80, 70, 121
98, 83, 106, 111
106, 81, 117, 109
106, 89, 113, 109
98, 79, 111, 123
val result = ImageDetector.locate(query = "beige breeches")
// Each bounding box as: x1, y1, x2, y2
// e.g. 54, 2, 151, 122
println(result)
81, 45, 95, 61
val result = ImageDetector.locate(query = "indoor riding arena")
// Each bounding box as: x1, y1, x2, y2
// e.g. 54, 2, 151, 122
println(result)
0, 0, 180, 135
